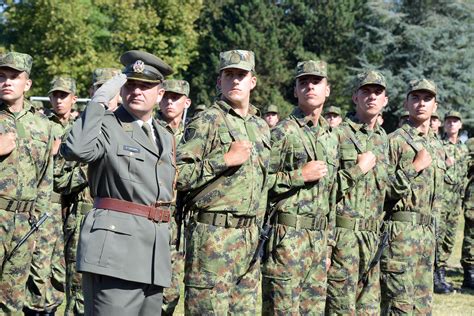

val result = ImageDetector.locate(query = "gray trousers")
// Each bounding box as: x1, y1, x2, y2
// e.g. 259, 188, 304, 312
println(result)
82, 272, 163, 316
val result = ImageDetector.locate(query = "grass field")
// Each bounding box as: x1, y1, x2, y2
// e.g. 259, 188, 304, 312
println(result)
59, 216, 473, 315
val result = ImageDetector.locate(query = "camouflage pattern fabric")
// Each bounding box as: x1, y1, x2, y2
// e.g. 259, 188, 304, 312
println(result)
177, 100, 270, 314
326, 115, 389, 315
0, 51, 33, 74
161, 79, 190, 97
92, 68, 121, 86
461, 139, 474, 268
381, 123, 445, 315
437, 137, 468, 268
48, 76, 77, 95
262, 108, 338, 315
0, 100, 53, 313
156, 112, 185, 144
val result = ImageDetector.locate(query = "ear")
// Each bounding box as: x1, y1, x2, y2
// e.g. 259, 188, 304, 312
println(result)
155, 88, 166, 103
325, 82, 331, 98
72, 95, 78, 104
382, 95, 389, 108
250, 75, 257, 90
185, 97, 191, 109
433, 101, 438, 114
352, 92, 358, 105
24, 78, 32, 93
216, 75, 222, 90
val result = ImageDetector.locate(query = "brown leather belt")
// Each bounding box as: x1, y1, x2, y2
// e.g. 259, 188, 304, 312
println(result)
93, 197, 171, 223
0, 196, 35, 213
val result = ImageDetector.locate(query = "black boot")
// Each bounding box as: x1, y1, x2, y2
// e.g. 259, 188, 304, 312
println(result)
462, 265, 474, 289
434, 268, 452, 294
439, 266, 454, 291
23, 307, 56, 316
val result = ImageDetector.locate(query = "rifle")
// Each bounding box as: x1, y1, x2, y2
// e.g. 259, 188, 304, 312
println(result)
358, 227, 389, 287
236, 207, 278, 284
6, 212, 49, 261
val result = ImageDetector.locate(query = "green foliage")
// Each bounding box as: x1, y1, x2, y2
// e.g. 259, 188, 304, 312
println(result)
0, 0, 202, 97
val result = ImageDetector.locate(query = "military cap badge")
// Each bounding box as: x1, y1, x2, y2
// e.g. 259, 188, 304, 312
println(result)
133, 60, 145, 73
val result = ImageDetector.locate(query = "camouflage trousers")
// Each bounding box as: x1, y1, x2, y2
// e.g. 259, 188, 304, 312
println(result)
261, 224, 328, 315
64, 208, 87, 315
461, 181, 474, 267
437, 185, 463, 268
184, 221, 259, 315
162, 216, 184, 316
326, 228, 380, 315
0, 209, 35, 314
380, 221, 435, 315
25, 202, 65, 312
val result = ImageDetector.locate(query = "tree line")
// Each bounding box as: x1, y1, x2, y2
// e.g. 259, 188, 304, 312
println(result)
1, 0, 473, 132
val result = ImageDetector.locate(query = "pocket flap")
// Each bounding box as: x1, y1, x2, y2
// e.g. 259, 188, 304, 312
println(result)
92, 214, 133, 235
380, 259, 407, 273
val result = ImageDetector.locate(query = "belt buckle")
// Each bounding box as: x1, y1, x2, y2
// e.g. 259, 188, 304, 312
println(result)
161, 209, 170, 223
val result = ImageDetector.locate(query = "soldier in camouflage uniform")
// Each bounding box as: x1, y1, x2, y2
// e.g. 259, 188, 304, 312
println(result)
0, 52, 54, 314
326, 70, 390, 315
24, 77, 79, 315
381, 79, 445, 315
157, 79, 191, 315
430, 111, 442, 137
263, 104, 279, 129
461, 138, 474, 289
176, 50, 270, 315
261, 60, 338, 315
324, 105, 343, 128
434, 110, 469, 293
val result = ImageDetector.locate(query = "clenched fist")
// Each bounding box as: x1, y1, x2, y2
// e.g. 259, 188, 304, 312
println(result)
302, 160, 327, 182
357, 151, 376, 174
0, 132, 16, 156
224, 140, 252, 167
412, 148, 432, 172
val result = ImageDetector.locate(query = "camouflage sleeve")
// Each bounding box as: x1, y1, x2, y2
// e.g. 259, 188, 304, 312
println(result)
268, 123, 305, 198
60, 101, 110, 163
335, 128, 364, 202
176, 113, 228, 191
34, 123, 54, 219
386, 134, 414, 201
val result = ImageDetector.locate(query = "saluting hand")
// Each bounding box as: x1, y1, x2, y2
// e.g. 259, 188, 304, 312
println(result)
224, 140, 252, 167
302, 160, 327, 182
412, 148, 432, 172
91, 74, 127, 107
0, 132, 16, 156
357, 151, 376, 174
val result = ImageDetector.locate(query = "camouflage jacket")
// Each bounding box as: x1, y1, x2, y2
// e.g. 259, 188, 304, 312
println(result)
334, 114, 389, 221
0, 100, 53, 217
49, 113, 91, 202
268, 107, 338, 237
442, 136, 468, 190
156, 112, 185, 144
176, 100, 270, 218
385, 122, 445, 218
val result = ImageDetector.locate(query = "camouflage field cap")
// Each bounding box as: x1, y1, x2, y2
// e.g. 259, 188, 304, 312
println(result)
219, 50, 255, 72
0, 52, 33, 75
407, 78, 437, 96
93, 68, 121, 86
121, 50, 173, 83
295, 60, 327, 79
444, 110, 462, 121
355, 70, 386, 90
324, 106, 341, 116
162, 79, 190, 97
48, 76, 77, 95
30, 100, 44, 111
194, 104, 206, 112
431, 111, 440, 119
265, 104, 279, 114
400, 110, 409, 118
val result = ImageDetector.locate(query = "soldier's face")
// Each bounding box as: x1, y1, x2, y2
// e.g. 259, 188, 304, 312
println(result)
264, 112, 279, 128
295, 75, 330, 111
49, 90, 76, 118
405, 90, 437, 124
218, 68, 256, 106
352, 84, 388, 119
325, 113, 342, 128
121, 79, 164, 119
430, 117, 442, 132
444, 117, 462, 136
0, 68, 31, 104
159, 91, 190, 122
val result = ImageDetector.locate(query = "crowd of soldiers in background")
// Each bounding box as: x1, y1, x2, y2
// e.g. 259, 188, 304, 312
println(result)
1, 49, 473, 316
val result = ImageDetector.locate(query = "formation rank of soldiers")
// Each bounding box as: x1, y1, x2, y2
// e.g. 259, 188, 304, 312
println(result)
0, 49, 472, 316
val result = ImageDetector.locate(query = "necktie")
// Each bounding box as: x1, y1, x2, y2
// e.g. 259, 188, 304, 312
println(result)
142, 123, 157, 150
